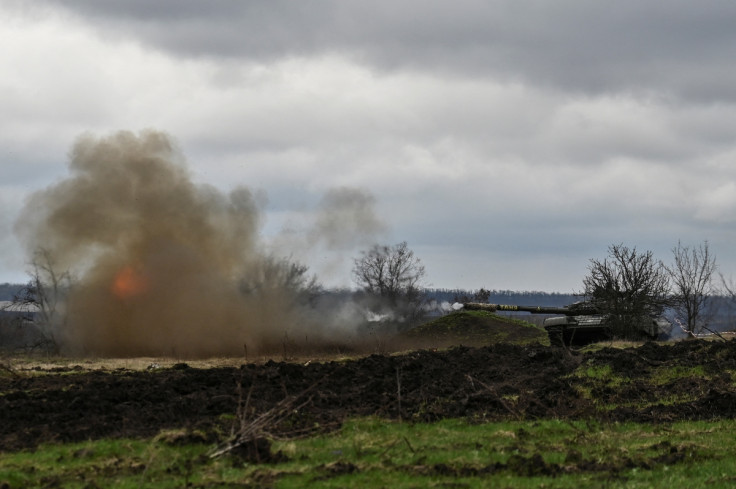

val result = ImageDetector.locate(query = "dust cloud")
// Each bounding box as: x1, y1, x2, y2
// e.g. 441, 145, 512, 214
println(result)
15, 130, 382, 357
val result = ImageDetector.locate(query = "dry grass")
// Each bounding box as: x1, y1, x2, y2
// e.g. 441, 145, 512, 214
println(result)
5, 355, 240, 372
1, 350, 378, 373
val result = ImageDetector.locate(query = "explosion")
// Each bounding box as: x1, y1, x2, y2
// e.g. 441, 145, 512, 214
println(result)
15, 130, 382, 357
111, 266, 149, 299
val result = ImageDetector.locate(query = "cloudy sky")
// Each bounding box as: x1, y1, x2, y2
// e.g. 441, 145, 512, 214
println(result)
2, 0, 736, 292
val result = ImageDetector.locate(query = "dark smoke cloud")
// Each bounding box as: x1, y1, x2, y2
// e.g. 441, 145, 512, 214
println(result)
15, 130, 378, 357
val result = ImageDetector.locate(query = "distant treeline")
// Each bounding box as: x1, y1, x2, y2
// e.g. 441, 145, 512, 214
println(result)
0, 283, 603, 308
0, 283, 23, 302
0, 282, 579, 305
424, 288, 580, 307
3, 280, 734, 333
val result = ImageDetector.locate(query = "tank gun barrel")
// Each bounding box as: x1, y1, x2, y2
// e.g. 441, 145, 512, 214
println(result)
463, 302, 571, 314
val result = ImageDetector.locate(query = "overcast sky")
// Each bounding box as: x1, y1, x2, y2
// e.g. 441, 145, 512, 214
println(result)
2, 1, 736, 292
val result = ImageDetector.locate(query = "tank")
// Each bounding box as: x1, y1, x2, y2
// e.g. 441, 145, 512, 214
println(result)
462, 302, 672, 346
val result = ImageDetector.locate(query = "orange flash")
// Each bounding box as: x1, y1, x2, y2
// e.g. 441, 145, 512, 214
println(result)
112, 266, 148, 299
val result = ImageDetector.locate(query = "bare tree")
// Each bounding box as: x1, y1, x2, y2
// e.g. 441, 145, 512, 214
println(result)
667, 241, 717, 336
720, 273, 736, 327
452, 287, 491, 304
723, 275, 736, 300
583, 244, 671, 338
239, 255, 321, 304
14, 248, 71, 352
473, 287, 491, 303
352, 241, 427, 320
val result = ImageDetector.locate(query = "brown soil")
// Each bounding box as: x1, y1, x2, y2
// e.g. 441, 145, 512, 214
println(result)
2, 338, 736, 452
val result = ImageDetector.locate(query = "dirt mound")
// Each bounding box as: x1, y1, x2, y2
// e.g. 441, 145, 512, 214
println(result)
398, 310, 547, 349
1, 339, 735, 452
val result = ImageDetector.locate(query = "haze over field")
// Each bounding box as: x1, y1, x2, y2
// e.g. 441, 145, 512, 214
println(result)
3, 1, 736, 293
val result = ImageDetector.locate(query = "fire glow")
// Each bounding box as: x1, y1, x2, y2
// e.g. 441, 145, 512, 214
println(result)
111, 266, 148, 299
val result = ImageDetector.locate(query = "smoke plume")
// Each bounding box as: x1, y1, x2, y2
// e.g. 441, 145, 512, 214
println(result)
308, 187, 387, 251
15, 130, 381, 357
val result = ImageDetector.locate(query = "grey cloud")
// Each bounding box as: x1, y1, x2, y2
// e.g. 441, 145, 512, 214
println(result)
39, 0, 736, 100
3, 0, 736, 292
38, 1, 334, 59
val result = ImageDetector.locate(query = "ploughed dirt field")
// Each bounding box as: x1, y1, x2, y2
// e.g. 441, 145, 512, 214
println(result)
1, 313, 736, 453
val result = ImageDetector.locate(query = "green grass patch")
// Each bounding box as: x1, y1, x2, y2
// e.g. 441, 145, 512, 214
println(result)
569, 358, 723, 413
577, 364, 629, 385
3, 418, 736, 488
0, 437, 203, 489
568, 360, 632, 406
651, 365, 709, 385
726, 369, 736, 386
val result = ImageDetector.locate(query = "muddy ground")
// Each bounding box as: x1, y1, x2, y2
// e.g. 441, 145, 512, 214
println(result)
2, 339, 736, 453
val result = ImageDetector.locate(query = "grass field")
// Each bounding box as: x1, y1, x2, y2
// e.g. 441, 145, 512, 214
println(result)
2, 417, 736, 488
2, 314, 736, 488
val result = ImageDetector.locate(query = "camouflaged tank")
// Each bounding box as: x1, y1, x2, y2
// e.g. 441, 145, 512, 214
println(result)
462, 301, 671, 346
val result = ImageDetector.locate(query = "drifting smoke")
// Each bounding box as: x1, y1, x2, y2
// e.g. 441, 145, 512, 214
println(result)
308, 188, 387, 251
268, 187, 388, 283
14, 130, 384, 357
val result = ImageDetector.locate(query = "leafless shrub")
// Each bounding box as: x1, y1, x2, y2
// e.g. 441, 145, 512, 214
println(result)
583, 244, 670, 339
722, 273, 736, 303
209, 381, 320, 461
667, 241, 718, 336
239, 255, 321, 304
10, 248, 71, 354
352, 241, 427, 329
